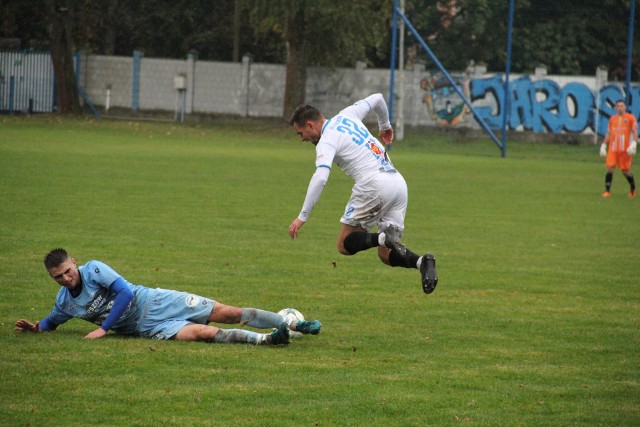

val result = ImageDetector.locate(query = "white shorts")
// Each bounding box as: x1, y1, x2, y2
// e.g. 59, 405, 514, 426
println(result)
340, 171, 408, 232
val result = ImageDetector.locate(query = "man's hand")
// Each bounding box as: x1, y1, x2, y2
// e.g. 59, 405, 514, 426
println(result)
600, 143, 608, 158
15, 319, 39, 332
289, 218, 306, 239
379, 128, 394, 146
85, 328, 107, 339
627, 140, 637, 156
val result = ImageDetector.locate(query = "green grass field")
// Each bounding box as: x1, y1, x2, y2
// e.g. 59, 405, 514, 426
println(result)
1, 116, 638, 426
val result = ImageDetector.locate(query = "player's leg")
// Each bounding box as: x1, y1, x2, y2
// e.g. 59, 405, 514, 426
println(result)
207, 303, 282, 328
620, 154, 636, 197
622, 170, 636, 197
376, 173, 438, 293
604, 167, 614, 196
339, 176, 408, 256
338, 223, 374, 255
174, 323, 289, 345
340, 224, 408, 258
139, 289, 287, 343
174, 323, 219, 341
207, 303, 322, 335
604, 152, 616, 197
379, 237, 438, 294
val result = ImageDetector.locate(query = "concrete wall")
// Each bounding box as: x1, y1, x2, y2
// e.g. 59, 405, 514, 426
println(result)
78, 52, 639, 136
4, 50, 637, 136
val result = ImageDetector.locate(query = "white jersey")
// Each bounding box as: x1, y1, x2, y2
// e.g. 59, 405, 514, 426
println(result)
315, 94, 396, 184
297, 94, 399, 222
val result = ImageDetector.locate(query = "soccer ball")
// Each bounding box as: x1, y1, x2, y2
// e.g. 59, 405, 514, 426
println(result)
278, 308, 304, 338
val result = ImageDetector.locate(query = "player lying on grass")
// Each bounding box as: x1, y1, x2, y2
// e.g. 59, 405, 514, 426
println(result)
288, 93, 438, 294
15, 248, 321, 345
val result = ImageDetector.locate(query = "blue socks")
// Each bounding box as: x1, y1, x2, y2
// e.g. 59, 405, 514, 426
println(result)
240, 308, 284, 328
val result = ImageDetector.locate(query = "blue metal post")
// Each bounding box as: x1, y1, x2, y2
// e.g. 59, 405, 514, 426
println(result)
501, 0, 515, 158
626, 0, 636, 105
397, 8, 503, 151
388, 0, 399, 123
132, 50, 142, 111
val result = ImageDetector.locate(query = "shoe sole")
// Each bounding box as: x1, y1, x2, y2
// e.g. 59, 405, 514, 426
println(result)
298, 321, 322, 335
421, 253, 438, 294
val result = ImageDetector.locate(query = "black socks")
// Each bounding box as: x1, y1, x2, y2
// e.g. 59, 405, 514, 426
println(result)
343, 232, 379, 255
343, 231, 420, 269
389, 248, 421, 269
625, 173, 636, 191
606, 172, 636, 192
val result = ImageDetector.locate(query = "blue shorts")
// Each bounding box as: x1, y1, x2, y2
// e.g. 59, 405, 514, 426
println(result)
137, 288, 216, 340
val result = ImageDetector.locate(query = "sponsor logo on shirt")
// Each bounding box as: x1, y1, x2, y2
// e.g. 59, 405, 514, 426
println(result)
367, 141, 383, 156
185, 295, 201, 308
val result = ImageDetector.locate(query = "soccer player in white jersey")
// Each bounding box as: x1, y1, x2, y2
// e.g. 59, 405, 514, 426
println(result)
15, 248, 321, 344
288, 93, 438, 294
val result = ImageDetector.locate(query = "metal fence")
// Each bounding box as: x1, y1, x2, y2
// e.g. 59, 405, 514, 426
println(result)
2, 50, 638, 138
0, 50, 55, 113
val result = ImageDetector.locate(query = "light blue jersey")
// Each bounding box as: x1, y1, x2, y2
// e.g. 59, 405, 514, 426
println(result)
45, 260, 149, 335
43, 260, 218, 339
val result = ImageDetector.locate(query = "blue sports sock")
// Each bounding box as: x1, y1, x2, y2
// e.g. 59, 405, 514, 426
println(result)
213, 328, 262, 344
241, 308, 284, 328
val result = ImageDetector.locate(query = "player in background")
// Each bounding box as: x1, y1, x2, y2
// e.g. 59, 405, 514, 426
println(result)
600, 99, 638, 198
15, 248, 321, 344
288, 93, 438, 294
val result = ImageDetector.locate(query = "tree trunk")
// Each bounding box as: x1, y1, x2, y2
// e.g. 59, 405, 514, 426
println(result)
47, 0, 81, 115
233, 0, 241, 62
282, 2, 306, 121
103, 0, 118, 55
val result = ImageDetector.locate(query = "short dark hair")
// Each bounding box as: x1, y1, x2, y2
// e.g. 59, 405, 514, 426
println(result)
288, 104, 323, 126
44, 248, 70, 269
615, 99, 626, 106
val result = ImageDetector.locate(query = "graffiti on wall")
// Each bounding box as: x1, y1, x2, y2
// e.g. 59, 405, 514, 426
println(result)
421, 72, 470, 126
470, 75, 640, 136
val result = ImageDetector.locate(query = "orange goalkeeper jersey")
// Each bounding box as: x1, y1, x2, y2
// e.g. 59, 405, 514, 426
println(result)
608, 113, 638, 153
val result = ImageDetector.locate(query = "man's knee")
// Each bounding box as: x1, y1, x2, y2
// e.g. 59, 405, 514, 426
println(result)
342, 232, 374, 256
176, 324, 218, 341
208, 304, 242, 324
337, 240, 353, 256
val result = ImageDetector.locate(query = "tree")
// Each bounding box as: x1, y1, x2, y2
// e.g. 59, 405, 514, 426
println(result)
250, 0, 391, 119
3, 0, 638, 117
283, 1, 306, 120
46, 0, 81, 114
404, 0, 639, 79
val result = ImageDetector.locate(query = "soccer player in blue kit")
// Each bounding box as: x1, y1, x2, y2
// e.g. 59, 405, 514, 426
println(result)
15, 248, 322, 344
288, 93, 438, 294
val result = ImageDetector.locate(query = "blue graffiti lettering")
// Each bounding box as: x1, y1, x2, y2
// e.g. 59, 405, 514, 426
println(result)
470, 76, 639, 136
559, 83, 593, 133
469, 75, 504, 129
533, 79, 562, 133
